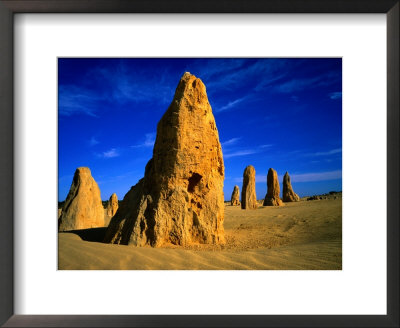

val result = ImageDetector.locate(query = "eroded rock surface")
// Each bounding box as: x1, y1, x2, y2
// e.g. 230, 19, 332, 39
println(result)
106, 193, 119, 217
241, 165, 258, 209
104, 72, 225, 247
58, 167, 104, 231
230, 185, 240, 206
263, 168, 284, 206
282, 172, 300, 202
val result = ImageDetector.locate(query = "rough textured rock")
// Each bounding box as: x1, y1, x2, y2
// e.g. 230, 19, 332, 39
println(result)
263, 168, 284, 206
58, 167, 104, 231
282, 172, 300, 202
104, 72, 225, 247
241, 165, 258, 209
230, 185, 240, 206
106, 193, 119, 217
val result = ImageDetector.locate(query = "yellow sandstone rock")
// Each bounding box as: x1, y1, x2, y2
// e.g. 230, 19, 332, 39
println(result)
104, 72, 225, 247
263, 168, 284, 206
106, 193, 119, 217
230, 185, 240, 206
58, 167, 104, 231
241, 165, 258, 209
282, 171, 300, 202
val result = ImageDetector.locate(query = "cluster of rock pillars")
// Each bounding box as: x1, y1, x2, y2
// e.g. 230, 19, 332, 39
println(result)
233, 166, 299, 209
58, 72, 299, 248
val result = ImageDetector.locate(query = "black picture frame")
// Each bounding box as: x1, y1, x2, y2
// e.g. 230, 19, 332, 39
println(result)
0, 1, 398, 327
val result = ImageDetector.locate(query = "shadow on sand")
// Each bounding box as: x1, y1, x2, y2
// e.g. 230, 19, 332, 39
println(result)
65, 227, 108, 243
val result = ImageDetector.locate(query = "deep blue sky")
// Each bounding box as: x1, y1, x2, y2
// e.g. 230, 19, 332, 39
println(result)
58, 58, 342, 201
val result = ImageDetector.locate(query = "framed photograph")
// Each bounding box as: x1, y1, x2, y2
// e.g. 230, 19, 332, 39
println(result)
0, 1, 398, 327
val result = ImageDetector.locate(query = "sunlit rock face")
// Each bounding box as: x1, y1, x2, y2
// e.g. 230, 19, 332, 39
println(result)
282, 172, 300, 202
59, 167, 104, 231
104, 72, 225, 247
263, 168, 284, 206
231, 185, 240, 206
241, 165, 258, 210
106, 193, 119, 217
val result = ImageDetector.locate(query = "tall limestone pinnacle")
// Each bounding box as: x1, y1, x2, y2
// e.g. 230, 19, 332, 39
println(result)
231, 185, 240, 206
282, 171, 300, 202
58, 167, 104, 231
263, 168, 284, 206
241, 165, 258, 209
104, 72, 225, 247
106, 193, 119, 217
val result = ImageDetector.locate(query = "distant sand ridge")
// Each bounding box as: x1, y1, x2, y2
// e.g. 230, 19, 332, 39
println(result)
103, 72, 225, 247
58, 167, 104, 231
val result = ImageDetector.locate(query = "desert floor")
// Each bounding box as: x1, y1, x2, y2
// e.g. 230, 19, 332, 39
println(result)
58, 198, 342, 270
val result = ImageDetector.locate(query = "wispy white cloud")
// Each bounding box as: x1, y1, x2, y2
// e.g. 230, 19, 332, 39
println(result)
255, 175, 267, 183
131, 132, 156, 148
216, 97, 248, 113
289, 170, 342, 182
91, 64, 174, 106
143, 133, 156, 147
58, 85, 102, 117
253, 73, 287, 92
329, 92, 342, 100
193, 59, 290, 94
274, 71, 341, 94
234, 170, 342, 183
224, 149, 259, 159
311, 148, 342, 157
88, 136, 99, 146
224, 143, 273, 159
102, 148, 120, 158
190, 59, 248, 82
274, 77, 320, 93
59, 63, 176, 117
221, 137, 241, 147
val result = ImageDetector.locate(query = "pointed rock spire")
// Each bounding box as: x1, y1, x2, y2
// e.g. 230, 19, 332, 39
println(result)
106, 193, 119, 217
58, 167, 104, 231
282, 171, 300, 202
104, 72, 225, 247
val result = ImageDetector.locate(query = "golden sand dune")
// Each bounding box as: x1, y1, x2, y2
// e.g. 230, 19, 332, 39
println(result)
58, 198, 341, 270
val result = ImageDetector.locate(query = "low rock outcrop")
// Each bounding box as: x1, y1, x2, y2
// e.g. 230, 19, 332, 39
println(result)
104, 72, 225, 247
307, 195, 321, 201
263, 168, 283, 206
58, 167, 104, 231
241, 165, 258, 209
